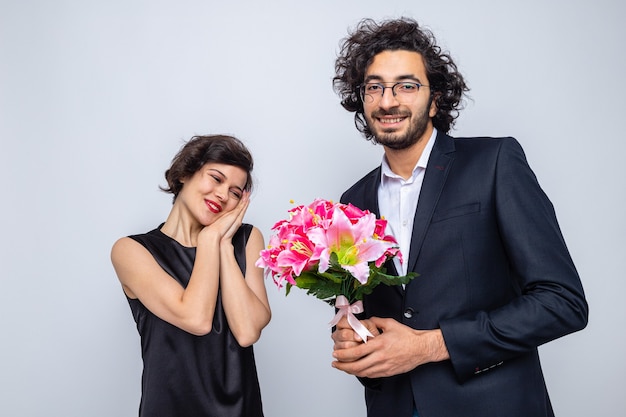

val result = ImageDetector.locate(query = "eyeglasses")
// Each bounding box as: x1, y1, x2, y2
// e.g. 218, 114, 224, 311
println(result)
358, 81, 429, 104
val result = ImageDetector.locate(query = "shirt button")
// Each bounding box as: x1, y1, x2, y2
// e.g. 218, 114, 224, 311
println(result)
403, 308, 414, 319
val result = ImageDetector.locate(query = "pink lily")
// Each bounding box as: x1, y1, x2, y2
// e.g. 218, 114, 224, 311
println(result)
307, 205, 397, 284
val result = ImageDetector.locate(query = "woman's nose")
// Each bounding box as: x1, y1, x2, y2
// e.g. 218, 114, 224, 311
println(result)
215, 184, 228, 201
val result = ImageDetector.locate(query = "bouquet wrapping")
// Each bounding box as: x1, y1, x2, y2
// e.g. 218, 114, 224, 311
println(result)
256, 199, 416, 341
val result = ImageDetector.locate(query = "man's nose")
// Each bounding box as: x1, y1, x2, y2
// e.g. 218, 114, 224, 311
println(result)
378, 87, 400, 108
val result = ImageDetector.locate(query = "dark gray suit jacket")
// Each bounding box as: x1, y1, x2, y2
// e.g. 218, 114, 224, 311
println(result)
340, 132, 588, 417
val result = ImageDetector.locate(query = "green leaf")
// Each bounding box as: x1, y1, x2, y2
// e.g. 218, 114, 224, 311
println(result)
298, 278, 342, 304
282, 265, 418, 308
353, 271, 418, 301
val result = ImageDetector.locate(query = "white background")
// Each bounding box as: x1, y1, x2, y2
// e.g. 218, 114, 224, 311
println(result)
1, 1, 624, 416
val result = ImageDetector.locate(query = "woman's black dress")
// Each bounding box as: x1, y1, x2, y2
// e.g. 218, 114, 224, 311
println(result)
127, 223, 264, 417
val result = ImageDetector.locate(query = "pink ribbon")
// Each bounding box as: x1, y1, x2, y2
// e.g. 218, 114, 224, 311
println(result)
329, 295, 374, 343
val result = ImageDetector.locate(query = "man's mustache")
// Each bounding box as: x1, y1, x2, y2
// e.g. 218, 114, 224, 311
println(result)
371, 109, 410, 118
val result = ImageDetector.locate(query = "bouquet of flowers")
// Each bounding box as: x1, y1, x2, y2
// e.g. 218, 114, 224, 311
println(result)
256, 198, 416, 341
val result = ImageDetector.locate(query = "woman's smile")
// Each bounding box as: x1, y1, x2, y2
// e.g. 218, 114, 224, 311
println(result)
205, 199, 222, 213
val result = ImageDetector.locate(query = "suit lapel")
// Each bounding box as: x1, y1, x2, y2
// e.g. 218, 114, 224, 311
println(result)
359, 167, 401, 284
361, 169, 381, 217
407, 132, 456, 274
355, 133, 455, 283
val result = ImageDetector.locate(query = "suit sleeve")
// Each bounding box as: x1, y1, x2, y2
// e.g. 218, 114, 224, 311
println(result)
440, 137, 588, 382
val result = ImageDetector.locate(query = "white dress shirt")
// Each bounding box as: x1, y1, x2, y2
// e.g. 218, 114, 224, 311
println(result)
377, 128, 437, 276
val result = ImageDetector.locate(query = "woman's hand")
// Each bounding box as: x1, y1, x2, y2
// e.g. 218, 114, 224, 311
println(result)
200, 191, 250, 244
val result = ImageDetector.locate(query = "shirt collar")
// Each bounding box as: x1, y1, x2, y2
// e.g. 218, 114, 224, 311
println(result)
381, 128, 438, 183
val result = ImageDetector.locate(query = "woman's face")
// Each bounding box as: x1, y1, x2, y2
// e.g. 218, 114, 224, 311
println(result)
177, 162, 248, 225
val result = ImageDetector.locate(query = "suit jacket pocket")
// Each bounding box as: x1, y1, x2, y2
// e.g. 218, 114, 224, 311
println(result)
431, 202, 481, 223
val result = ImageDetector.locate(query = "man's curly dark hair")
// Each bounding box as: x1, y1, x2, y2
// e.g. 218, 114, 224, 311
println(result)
333, 17, 469, 139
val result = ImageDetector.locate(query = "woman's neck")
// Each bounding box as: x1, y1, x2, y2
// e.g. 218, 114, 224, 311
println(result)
160, 205, 203, 247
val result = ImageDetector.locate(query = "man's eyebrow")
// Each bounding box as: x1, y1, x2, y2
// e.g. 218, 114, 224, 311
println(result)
363, 74, 424, 83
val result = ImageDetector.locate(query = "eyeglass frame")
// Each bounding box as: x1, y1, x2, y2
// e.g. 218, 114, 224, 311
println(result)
358, 81, 430, 103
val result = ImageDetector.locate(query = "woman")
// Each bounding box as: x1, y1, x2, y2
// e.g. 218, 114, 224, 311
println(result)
111, 135, 271, 417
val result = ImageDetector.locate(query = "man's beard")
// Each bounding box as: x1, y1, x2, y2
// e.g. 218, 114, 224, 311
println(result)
367, 104, 431, 150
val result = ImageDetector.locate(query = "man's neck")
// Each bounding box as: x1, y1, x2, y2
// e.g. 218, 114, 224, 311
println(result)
383, 127, 434, 180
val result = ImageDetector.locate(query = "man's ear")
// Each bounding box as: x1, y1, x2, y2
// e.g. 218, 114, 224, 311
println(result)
429, 93, 439, 118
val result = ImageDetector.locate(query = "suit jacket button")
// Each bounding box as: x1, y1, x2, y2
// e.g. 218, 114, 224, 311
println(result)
403, 308, 414, 319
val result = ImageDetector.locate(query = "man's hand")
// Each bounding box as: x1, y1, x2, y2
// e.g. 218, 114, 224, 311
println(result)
331, 316, 450, 378
331, 315, 380, 351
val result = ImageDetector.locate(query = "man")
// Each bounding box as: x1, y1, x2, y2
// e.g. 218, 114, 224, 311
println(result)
330, 17, 588, 417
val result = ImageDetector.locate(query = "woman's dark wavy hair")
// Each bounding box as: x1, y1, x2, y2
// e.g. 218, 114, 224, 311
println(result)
160, 134, 254, 202
333, 17, 469, 139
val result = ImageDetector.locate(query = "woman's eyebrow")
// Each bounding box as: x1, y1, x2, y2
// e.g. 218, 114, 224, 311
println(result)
208, 168, 244, 192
